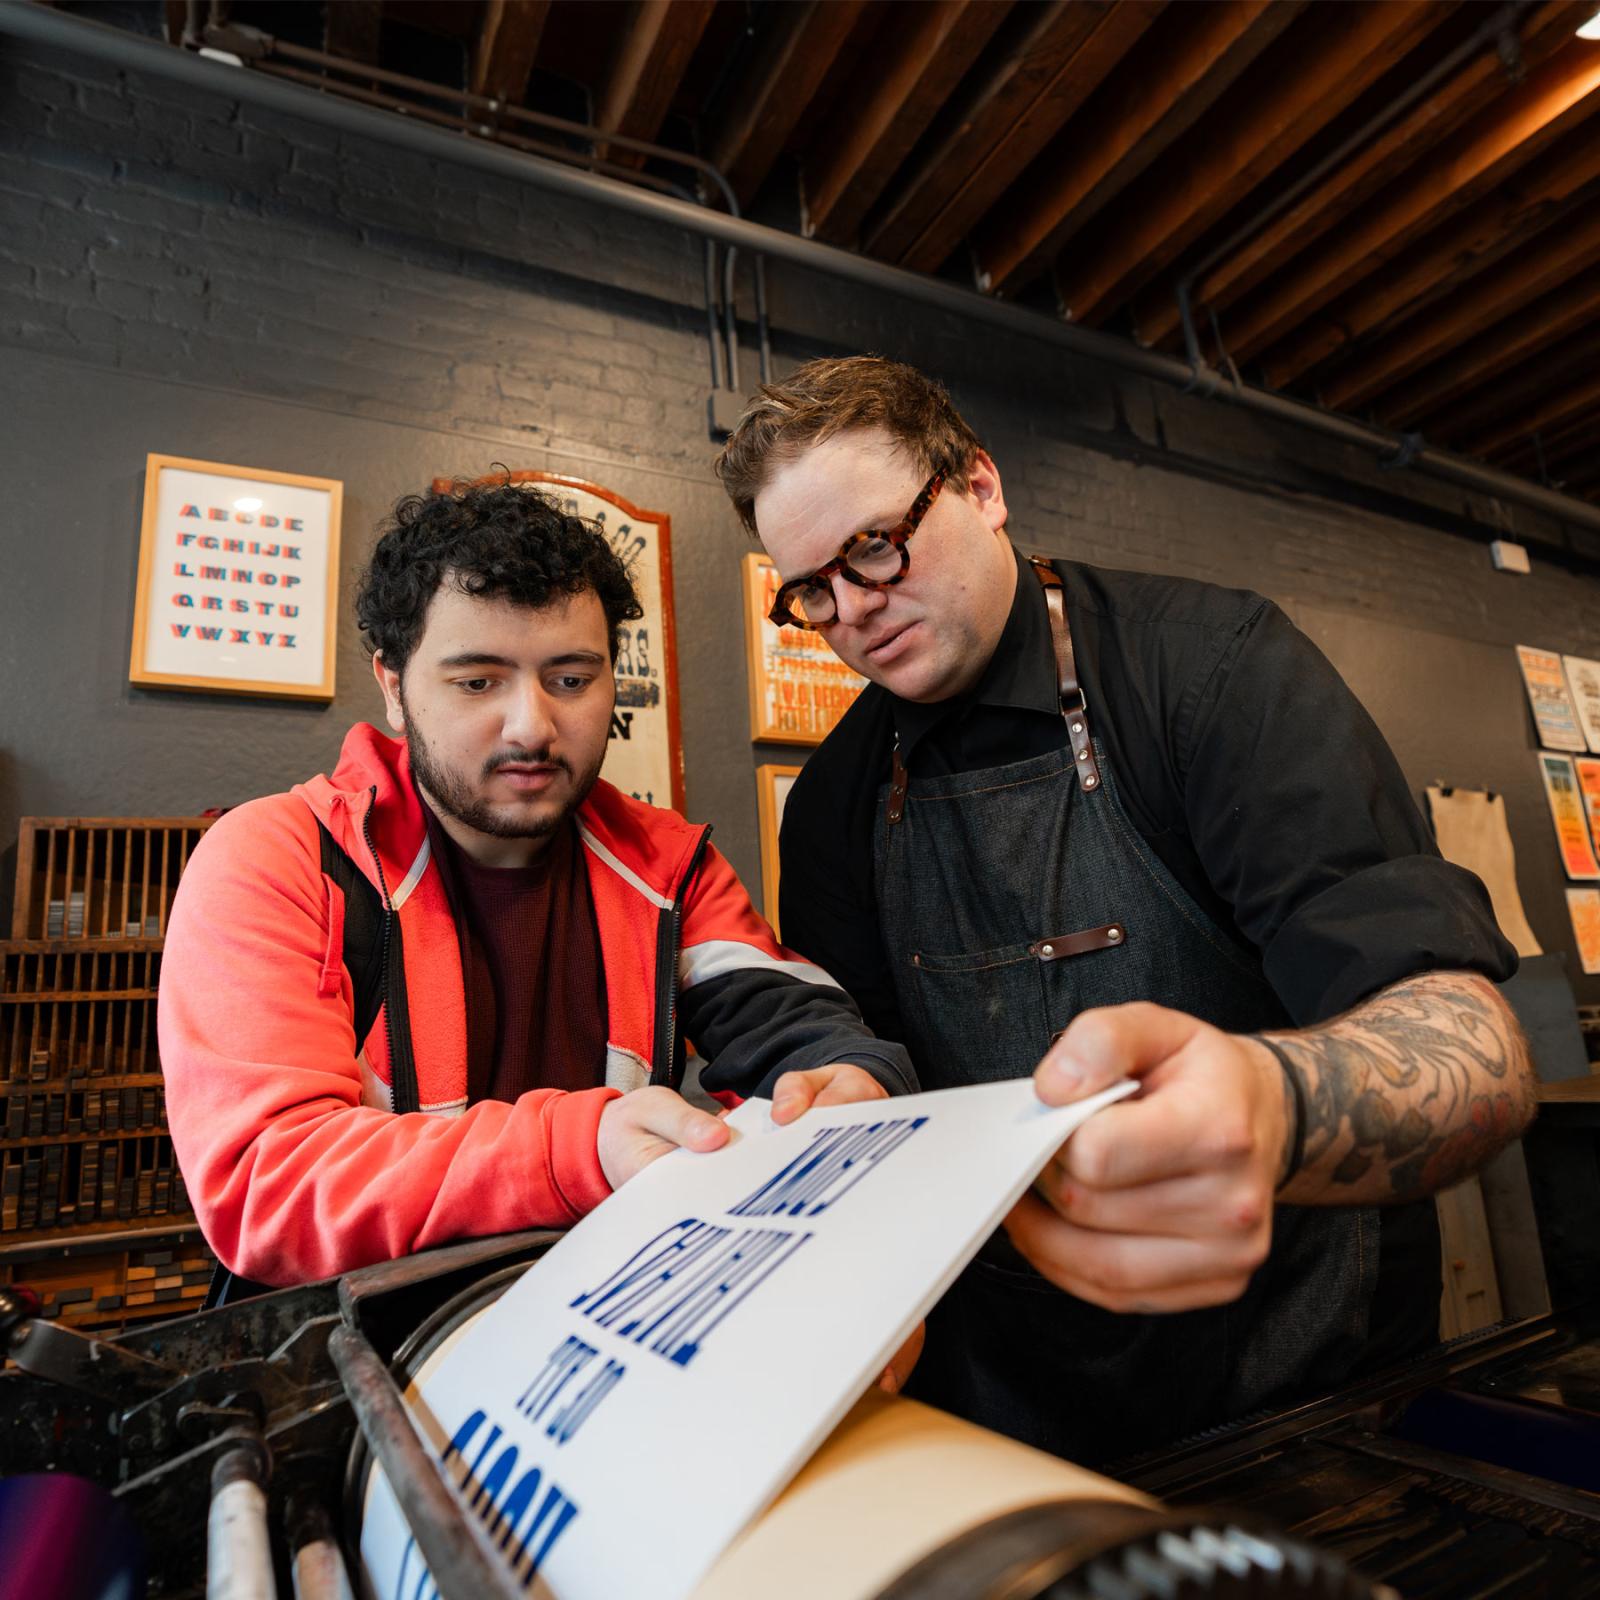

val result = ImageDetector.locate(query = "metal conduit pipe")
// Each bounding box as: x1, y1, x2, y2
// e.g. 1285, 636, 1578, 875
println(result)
245, 53, 736, 392
224, 21, 766, 387
5, 3, 1597, 544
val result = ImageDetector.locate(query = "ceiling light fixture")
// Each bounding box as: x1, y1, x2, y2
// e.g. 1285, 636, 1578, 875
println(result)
1578, 7, 1600, 39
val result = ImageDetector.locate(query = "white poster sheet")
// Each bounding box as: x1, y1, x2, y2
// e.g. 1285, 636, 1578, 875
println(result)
360, 1077, 1134, 1600
1516, 645, 1587, 752
1565, 655, 1600, 754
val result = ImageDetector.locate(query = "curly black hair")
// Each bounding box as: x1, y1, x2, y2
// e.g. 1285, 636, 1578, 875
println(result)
356, 475, 643, 673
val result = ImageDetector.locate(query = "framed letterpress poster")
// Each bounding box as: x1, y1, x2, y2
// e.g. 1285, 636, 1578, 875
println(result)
129, 454, 343, 700
435, 470, 685, 814
755, 762, 802, 936
741, 553, 867, 745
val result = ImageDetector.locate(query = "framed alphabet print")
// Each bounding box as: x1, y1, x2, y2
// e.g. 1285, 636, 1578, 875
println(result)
436, 471, 686, 814
129, 454, 342, 700
742, 553, 867, 745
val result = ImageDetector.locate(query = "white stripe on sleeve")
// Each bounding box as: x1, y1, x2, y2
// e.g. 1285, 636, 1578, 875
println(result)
680, 939, 844, 993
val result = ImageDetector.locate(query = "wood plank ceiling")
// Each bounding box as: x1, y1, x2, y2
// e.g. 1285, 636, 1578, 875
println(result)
182, 0, 1600, 508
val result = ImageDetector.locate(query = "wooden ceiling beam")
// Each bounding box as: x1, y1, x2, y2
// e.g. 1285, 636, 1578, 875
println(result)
1491, 403, 1600, 473
1054, 0, 1441, 328
326, 0, 384, 63
972, 0, 1303, 299
860, 1, 1162, 271
470, 0, 550, 105
1558, 454, 1600, 493
704, 0, 867, 207
1438, 328, 1600, 454
592, 0, 718, 168
1219, 41, 1600, 369
802, 0, 1014, 248
1544, 417, 1600, 471
1270, 126, 1600, 396
1132, 0, 1594, 350
1358, 229, 1600, 425
1471, 378, 1600, 460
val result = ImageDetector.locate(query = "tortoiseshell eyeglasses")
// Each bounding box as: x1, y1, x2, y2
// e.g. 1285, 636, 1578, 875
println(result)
767, 468, 948, 631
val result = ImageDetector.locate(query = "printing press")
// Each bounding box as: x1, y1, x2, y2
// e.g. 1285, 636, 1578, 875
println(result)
4, 1184, 1600, 1600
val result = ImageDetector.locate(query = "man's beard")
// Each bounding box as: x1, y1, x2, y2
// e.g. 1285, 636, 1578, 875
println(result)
402, 707, 604, 841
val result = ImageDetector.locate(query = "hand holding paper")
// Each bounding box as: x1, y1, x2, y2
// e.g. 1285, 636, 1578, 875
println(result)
597, 1085, 730, 1189
1006, 1001, 1287, 1314
771, 1061, 890, 1125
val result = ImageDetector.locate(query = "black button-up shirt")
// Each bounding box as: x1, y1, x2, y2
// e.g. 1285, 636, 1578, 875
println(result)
781, 546, 1515, 1039
779, 547, 1517, 1374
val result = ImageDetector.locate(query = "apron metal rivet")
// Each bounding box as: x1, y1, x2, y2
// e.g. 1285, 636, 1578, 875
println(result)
1108, 928, 1121, 942
1084, 776, 1097, 788
1077, 750, 1088, 762
1041, 944, 1053, 956
1071, 722, 1083, 735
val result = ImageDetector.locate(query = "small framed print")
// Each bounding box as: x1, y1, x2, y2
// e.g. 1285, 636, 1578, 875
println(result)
742, 553, 867, 746
756, 763, 802, 936
436, 470, 686, 814
129, 454, 342, 700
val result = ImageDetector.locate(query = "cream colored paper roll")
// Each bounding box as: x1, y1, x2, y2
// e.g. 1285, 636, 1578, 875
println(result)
691, 1388, 1152, 1600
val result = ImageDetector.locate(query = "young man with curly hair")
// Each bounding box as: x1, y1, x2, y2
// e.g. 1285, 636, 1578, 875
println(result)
160, 478, 912, 1289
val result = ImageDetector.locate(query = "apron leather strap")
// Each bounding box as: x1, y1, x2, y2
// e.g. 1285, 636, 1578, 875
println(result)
1028, 558, 1101, 794
888, 742, 910, 825
888, 558, 1100, 825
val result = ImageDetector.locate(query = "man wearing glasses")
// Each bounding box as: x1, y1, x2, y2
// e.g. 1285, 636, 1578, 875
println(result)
714, 356, 1533, 1467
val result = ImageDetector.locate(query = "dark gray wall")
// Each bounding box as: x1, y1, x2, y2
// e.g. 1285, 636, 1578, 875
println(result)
4, 33, 1600, 1001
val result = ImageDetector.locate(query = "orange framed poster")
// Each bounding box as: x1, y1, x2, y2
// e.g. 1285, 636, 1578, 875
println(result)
129, 453, 342, 700
742, 553, 867, 746
1576, 757, 1600, 855
756, 763, 802, 936
1538, 752, 1600, 881
435, 470, 685, 814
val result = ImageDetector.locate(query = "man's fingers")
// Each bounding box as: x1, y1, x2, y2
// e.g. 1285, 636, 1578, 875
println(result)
877, 1320, 926, 1394
637, 1087, 730, 1152
812, 1067, 889, 1108
1035, 1164, 1269, 1242
1002, 1193, 1262, 1311
1059, 1084, 1252, 1190
771, 1068, 820, 1125
772, 1064, 888, 1123
1036, 1002, 1204, 1105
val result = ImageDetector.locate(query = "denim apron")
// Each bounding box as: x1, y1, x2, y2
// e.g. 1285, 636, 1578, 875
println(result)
881, 574, 1376, 1466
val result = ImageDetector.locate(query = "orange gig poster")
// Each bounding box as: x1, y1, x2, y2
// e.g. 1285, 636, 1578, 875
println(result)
742, 554, 868, 746
1569, 889, 1600, 976
1538, 752, 1600, 881
1577, 758, 1600, 856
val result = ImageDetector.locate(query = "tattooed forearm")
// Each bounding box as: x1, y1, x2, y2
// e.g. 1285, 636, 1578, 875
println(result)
1260, 972, 1536, 1204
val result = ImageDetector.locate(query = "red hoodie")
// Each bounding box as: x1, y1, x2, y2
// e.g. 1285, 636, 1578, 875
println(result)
159, 724, 913, 1285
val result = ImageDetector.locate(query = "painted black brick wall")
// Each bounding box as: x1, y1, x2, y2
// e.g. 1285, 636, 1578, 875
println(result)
4, 32, 1598, 997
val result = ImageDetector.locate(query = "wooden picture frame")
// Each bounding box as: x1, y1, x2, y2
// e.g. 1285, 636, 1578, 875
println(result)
756, 763, 802, 936
129, 454, 342, 701
741, 553, 867, 745
434, 471, 686, 814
